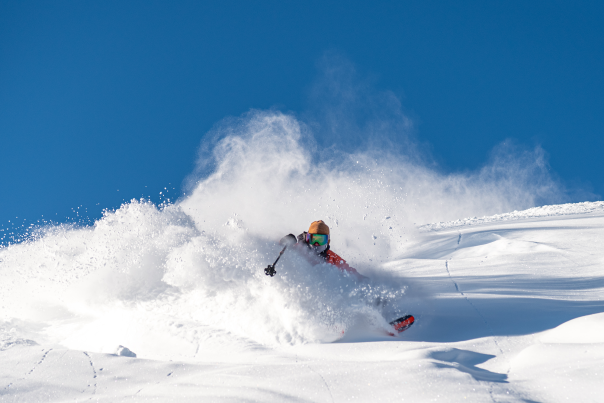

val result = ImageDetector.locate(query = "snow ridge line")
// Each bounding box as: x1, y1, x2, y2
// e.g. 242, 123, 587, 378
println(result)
419, 200, 604, 232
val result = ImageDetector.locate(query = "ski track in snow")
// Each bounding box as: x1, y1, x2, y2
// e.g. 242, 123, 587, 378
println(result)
27, 348, 52, 375
444, 234, 503, 355
82, 351, 97, 397
1, 348, 54, 397
443, 233, 505, 403
304, 364, 335, 403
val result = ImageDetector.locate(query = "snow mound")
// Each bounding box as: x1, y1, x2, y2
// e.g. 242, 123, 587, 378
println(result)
419, 201, 604, 231
510, 313, 604, 402
540, 312, 604, 344
116, 345, 137, 357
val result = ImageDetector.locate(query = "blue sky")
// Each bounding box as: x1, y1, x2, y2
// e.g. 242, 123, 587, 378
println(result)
1, 1, 603, 238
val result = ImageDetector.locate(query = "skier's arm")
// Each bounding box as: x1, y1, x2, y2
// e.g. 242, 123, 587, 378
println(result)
279, 234, 297, 246
327, 250, 369, 280
338, 261, 369, 281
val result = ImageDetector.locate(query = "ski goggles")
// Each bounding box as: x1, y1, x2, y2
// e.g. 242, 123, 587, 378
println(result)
306, 233, 329, 246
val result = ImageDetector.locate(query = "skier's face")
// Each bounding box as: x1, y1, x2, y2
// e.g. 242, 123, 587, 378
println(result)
306, 233, 329, 246
307, 233, 329, 253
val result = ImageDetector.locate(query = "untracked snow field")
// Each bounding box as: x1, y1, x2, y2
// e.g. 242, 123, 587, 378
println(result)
2, 203, 604, 402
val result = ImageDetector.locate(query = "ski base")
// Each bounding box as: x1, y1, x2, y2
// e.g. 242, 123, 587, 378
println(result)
388, 315, 415, 335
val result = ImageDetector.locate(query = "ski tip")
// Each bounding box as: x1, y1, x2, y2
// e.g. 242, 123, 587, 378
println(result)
389, 314, 415, 334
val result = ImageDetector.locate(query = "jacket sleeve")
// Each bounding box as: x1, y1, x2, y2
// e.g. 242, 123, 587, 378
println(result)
326, 250, 368, 280
279, 234, 297, 246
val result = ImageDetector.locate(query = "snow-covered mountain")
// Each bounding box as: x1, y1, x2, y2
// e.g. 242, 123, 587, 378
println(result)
2, 201, 603, 402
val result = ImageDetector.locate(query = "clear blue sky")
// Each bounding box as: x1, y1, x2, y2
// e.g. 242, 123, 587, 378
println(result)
1, 1, 603, 236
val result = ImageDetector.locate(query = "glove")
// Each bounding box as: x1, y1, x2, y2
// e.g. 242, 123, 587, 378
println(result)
279, 234, 297, 246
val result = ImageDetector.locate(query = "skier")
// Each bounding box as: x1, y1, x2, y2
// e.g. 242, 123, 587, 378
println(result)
270, 220, 414, 334
280, 220, 367, 280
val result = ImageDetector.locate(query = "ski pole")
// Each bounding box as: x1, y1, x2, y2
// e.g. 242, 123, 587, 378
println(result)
264, 245, 287, 277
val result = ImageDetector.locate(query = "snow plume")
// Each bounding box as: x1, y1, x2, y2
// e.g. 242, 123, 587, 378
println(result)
0, 69, 566, 359
0, 109, 563, 358
183, 109, 563, 263
0, 197, 407, 357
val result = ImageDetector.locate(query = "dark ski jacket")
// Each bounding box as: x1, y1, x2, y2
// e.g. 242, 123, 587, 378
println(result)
280, 232, 365, 279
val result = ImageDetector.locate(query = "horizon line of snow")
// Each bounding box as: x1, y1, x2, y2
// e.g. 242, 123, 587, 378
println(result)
418, 200, 604, 232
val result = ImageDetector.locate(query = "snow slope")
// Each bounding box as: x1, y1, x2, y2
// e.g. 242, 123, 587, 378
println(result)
1, 203, 603, 402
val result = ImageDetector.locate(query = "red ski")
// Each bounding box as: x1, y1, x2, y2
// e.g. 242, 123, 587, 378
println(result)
333, 314, 415, 340
388, 315, 415, 336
